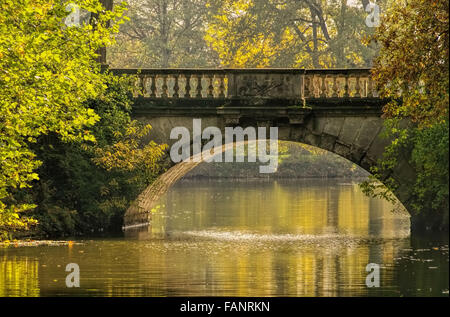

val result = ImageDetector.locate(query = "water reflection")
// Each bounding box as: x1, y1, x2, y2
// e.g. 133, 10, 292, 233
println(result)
0, 179, 448, 297
127, 179, 412, 296
146, 179, 410, 238
0, 255, 40, 297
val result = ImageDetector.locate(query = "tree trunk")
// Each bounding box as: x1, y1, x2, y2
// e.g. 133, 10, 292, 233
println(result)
92, 0, 114, 65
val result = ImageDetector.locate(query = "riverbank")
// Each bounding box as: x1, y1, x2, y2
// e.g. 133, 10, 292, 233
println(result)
0, 240, 79, 248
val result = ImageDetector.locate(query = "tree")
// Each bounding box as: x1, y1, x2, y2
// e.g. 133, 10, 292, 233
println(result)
108, 0, 221, 67
371, 0, 448, 125
204, 0, 382, 68
361, 0, 449, 231
0, 0, 127, 239
20, 74, 167, 237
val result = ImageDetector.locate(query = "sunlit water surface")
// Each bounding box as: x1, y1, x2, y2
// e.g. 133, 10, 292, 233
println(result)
1, 179, 448, 297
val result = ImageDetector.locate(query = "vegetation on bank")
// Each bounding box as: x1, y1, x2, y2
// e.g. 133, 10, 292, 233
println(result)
360, 0, 449, 231
0, 1, 167, 240
16, 74, 167, 238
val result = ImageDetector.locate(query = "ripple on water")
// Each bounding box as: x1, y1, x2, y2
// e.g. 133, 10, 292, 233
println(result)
151, 229, 399, 253
181, 230, 353, 241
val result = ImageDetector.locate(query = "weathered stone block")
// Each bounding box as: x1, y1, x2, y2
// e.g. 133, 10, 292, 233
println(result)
289, 126, 305, 141
323, 117, 345, 137
313, 117, 328, 134
338, 117, 363, 145
303, 131, 320, 147
320, 134, 337, 152
231, 72, 302, 98
366, 130, 392, 162
349, 146, 366, 163
304, 115, 315, 131
334, 142, 352, 160
354, 117, 383, 150
278, 126, 292, 140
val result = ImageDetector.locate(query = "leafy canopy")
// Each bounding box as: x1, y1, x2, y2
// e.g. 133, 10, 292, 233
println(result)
361, 0, 449, 228
23, 74, 168, 237
0, 0, 127, 238
371, 0, 448, 126
204, 0, 381, 68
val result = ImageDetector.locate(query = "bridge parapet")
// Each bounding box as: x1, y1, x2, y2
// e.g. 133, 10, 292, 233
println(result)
110, 68, 378, 102
303, 69, 378, 99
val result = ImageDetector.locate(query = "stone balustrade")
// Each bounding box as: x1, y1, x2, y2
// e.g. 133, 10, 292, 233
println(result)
110, 68, 378, 101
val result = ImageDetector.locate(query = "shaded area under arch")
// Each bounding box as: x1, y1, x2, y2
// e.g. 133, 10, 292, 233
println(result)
124, 139, 408, 229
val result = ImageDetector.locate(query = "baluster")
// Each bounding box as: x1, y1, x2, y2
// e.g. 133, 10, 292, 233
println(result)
195, 74, 203, 98
315, 76, 321, 97
139, 75, 147, 97
149, 74, 157, 98
185, 74, 191, 98
303, 75, 310, 98
367, 77, 374, 98
309, 75, 316, 97
173, 74, 180, 98
354, 75, 361, 97
344, 74, 350, 98
312, 75, 317, 97
309, 75, 314, 97
132, 76, 140, 97
320, 74, 327, 98
218, 74, 226, 98
332, 75, 339, 97
361, 78, 367, 97
207, 74, 214, 98
161, 75, 168, 98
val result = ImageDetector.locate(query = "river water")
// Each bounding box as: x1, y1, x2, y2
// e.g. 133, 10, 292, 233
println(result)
0, 179, 448, 297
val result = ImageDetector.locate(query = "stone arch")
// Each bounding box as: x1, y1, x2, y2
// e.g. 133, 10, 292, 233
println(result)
123, 116, 414, 229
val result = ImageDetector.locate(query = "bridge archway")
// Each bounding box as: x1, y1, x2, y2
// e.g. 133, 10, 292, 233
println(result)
124, 122, 413, 229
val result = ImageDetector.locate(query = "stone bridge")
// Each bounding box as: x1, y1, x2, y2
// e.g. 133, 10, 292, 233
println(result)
109, 68, 416, 230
